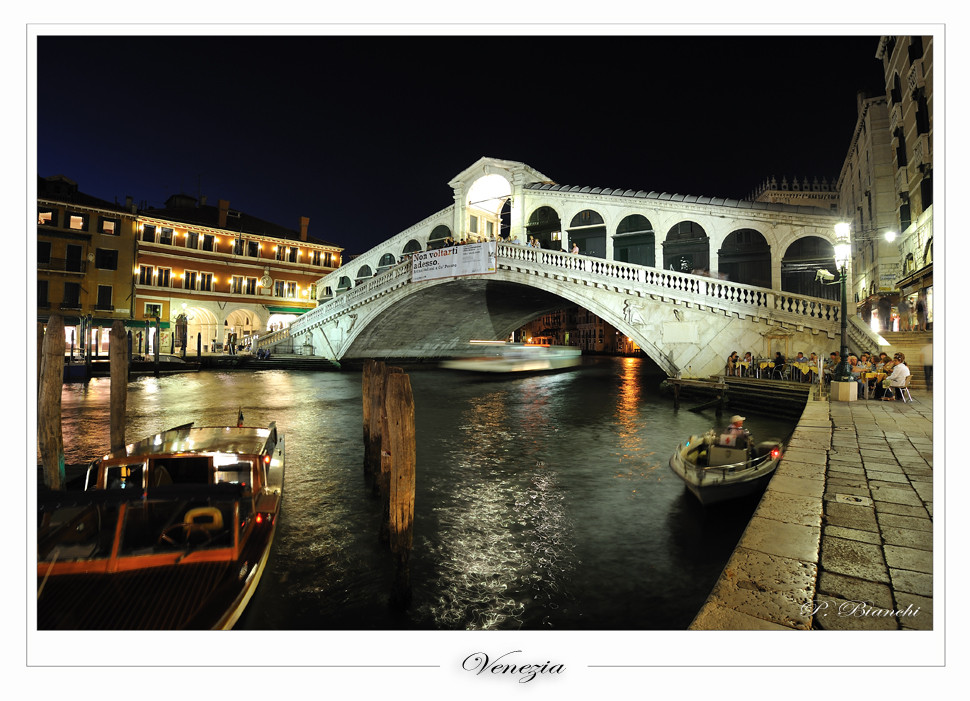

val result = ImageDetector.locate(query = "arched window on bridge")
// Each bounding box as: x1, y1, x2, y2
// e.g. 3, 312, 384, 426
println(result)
525, 206, 562, 249
718, 228, 771, 288
781, 237, 838, 300
663, 221, 709, 273
613, 214, 655, 267
336, 275, 352, 293
427, 225, 453, 250
355, 265, 373, 286
567, 210, 606, 258
402, 239, 422, 258
377, 253, 396, 272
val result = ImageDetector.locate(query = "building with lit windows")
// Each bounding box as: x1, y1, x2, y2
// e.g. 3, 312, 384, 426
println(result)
36, 178, 343, 355
135, 194, 342, 352
37, 175, 139, 357
835, 91, 898, 331
877, 34, 933, 330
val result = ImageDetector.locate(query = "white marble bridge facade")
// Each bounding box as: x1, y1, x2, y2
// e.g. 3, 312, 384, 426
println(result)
260, 158, 882, 377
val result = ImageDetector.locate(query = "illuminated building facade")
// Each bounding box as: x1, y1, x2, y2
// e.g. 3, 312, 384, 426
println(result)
36, 178, 343, 354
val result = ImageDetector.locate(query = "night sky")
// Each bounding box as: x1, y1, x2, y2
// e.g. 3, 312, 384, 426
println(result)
36, 33, 886, 254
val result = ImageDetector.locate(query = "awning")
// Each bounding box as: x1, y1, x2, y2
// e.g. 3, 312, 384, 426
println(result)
266, 306, 310, 315
126, 320, 172, 329
896, 262, 933, 294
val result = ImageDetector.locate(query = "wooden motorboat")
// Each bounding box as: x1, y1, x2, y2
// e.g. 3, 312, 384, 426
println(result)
669, 430, 782, 505
36, 416, 284, 629
441, 341, 582, 374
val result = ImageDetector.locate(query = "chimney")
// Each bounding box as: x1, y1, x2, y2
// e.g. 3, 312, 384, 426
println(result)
200, 195, 207, 207
125, 196, 134, 213
299, 216, 309, 242
218, 199, 230, 228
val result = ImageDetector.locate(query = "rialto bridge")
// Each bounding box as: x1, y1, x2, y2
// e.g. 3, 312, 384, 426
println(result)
260, 157, 882, 378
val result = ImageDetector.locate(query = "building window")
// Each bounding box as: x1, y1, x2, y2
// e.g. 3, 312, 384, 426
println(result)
96, 285, 113, 310
38, 279, 49, 307
67, 212, 87, 231
38, 241, 51, 265
285, 281, 297, 298
157, 268, 171, 288
62, 281, 81, 308
470, 215, 479, 234
233, 238, 244, 255
486, 220, 494, 237
276, 245, 285, 261
202, 234, 215, 252
312, 250, 321, 265
245, 277, 257, 295
183, 270, 197, 290
160, 227, 174, 245
38, 208, 58, 227
141, 225, 156, 243
231, 275, 244, 294
95, 248, 118, 270
200, 272, 213, 292
274, 280, 285, 297
145, 303, 162, 318
186, 231, 199, 249
138, 265, 153, 285
247, 241, 260, 257
288, 247, 298, 262
99, 216, 121, 235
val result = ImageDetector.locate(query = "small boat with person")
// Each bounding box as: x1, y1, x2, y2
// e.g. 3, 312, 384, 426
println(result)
668, 415, 783, 506
36, 412, 284, 629
441, 340, 582, 374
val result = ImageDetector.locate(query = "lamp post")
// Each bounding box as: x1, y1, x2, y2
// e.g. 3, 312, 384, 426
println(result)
833, 222, 852, 383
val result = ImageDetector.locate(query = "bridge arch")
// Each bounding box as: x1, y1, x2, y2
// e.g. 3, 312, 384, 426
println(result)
525, 205, 563, 248
781, 236, 838, 299
663, 220, 710, 273
567, 209, 607, 257
717, 228, 772, 287
613, 214, 655, 266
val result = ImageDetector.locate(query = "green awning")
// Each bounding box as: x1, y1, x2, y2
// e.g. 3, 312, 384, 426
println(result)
266, 306, 310, 314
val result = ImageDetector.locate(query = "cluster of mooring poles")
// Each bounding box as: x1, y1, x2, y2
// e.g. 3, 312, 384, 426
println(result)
362, 360, 416, 609
38, 315, 129, 490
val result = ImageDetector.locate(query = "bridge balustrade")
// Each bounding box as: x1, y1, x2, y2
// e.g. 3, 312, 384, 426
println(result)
284, 242, 849, 349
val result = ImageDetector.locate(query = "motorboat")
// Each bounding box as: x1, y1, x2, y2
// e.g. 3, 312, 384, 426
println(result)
36, 415, 284, 629
440, 340, 582, 374
669, 429, 782, 505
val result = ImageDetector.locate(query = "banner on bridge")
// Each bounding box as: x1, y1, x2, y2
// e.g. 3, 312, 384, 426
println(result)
411, 241, 497, 282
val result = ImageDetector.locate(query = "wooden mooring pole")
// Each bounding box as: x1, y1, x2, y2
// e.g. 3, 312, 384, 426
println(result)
362, 360, 388, 491
109, 321, 128, 452
38, 314, 65, 490
383, 370, 415, 609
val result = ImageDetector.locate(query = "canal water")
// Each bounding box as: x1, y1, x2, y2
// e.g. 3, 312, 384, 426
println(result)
56, 357, 796, 630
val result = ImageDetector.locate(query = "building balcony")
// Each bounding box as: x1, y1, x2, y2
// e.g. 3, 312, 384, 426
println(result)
39, 258, 87, 274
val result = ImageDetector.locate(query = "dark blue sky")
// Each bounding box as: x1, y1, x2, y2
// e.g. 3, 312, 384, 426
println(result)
36, 34, 886, 254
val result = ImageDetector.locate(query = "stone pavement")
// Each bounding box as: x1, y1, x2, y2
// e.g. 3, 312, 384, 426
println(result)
690, 390, 934, 630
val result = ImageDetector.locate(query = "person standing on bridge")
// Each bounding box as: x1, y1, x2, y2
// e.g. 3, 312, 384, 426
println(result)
571, 242, 579, 254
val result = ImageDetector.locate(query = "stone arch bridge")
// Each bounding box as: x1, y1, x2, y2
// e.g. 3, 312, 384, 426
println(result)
269, 242, 878, 378
258, 157, 882, 377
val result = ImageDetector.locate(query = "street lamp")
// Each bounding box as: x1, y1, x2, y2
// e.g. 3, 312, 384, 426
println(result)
833, 222, 852, 382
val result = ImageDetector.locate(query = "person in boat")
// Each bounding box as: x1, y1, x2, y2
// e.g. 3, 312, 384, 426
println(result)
720, 415, 750, 448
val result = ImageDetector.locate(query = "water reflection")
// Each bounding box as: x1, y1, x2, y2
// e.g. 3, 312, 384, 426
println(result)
52, 359, 795, 630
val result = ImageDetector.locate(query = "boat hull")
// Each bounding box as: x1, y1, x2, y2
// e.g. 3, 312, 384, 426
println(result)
669, 436, 782, 506
441, 343, 582, 374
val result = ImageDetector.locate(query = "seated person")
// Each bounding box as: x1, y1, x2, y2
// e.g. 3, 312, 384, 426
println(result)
847, 355, 868, 397
823, 352, 840, 381
741, 351, 754, 376
772, 352, 787, 378
726, 351, 739, 375
882, 353, 911, 400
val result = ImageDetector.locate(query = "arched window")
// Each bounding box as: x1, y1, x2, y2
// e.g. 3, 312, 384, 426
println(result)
781, 236, 837, 300
662, 221, 709, 273
613, 214, 655, 266
567, 210, 606, 258
525, 206, 562, 248
428, 225, 453, 250
717, 228, 771, 287
378, 253, 396, 269
403, 239, 422, 254
355, 265, 373, 285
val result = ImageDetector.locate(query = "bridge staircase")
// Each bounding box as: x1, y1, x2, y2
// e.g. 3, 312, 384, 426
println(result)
878, 331, 933, 391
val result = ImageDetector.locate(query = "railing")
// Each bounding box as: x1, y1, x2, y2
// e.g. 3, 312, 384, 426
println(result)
498, 243, 841, 328
286, 243, 843, 345
39, 258, 86, 274
255, 326, 290, 350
